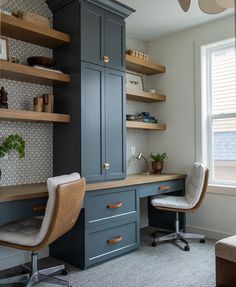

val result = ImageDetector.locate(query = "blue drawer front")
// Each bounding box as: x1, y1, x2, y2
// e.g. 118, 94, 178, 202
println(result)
0, 198, 47, 226
86, 220, 138, 265
85, 187, 138, 228
139, 179, 185, 198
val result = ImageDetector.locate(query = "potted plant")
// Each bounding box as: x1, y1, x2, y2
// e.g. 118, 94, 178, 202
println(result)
149, 152, 167, 174
0, 134, 25, 180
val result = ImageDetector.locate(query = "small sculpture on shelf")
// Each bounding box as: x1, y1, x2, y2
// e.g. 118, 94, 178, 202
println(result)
0, 87, 8, 109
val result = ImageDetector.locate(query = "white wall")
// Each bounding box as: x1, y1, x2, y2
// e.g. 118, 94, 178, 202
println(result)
148, 15, 236, 240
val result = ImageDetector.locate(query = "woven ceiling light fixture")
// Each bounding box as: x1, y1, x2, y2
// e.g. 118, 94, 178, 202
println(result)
178, 0, 235, 14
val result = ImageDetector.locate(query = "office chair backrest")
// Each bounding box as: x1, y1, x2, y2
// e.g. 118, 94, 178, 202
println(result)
185, 163, 209, 211
34, 173, 86, 251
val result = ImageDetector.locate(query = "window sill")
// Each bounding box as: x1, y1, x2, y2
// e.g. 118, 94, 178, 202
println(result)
207, 184, 236, 196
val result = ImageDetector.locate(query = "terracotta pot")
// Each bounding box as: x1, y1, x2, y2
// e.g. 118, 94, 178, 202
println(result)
152, 161, 164, 174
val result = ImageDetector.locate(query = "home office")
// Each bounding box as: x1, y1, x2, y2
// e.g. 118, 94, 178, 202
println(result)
0, 0, 235, 286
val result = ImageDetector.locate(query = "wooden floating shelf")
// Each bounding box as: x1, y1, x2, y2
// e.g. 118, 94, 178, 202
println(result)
0, 109, 71, 123
126, 89, 166, 103
126, 54, 166, 75
0, 13, 70, 48
126, 121, 166, 130
0, 60, 70, 86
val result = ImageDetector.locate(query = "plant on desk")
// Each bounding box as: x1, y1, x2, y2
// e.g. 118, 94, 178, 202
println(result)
0, 134, 25, 180
149, 152, 167, 174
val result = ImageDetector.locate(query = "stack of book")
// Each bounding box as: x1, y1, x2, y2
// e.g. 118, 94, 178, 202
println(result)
126, 112, 158, 123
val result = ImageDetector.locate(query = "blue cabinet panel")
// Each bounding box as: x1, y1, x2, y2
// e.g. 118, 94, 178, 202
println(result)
86, 220, 138, 266
0, 198, 47, 226
81, 62, 106, 182
85, 187, 138, 228
81, 2, 104, 66
105, 68, 126, 180
139, 179, 185, 198
104, 12, 125, 71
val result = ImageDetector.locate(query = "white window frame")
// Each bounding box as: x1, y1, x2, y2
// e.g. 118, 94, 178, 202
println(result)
195, 37, 236, 195
204, 39, 236, 186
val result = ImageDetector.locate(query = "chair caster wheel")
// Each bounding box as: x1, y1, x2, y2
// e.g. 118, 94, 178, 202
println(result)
62, 267, 69, 276
151, 232, 157, 238
152, 241, 157, 247
184, 245, 190, 251
200, 239, 205, 243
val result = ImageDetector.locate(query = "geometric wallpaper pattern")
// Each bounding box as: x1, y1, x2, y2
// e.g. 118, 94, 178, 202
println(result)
126, 34, 151, 174
0, 1, 152, 186
0, 0, 53, 186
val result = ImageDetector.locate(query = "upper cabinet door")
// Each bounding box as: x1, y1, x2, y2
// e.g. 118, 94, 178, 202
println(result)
81, 2, 104, 66
104, 13, 125, 71
105, 68, 126, 180
81, 62, 106, 182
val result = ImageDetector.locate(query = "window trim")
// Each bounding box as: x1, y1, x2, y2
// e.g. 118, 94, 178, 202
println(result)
195, 37, 236, 194
204, 39, 236, 186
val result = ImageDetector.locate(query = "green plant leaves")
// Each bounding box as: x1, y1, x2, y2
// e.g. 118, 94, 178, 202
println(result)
0, 134, 25, 159
149, 152, 167, 162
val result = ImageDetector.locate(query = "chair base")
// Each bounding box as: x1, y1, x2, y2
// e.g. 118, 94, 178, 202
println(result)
0, 252, 71, 287
152, 212, 205, 251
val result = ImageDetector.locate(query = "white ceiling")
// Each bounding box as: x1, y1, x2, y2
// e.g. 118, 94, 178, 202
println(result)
120, 0, 234, 40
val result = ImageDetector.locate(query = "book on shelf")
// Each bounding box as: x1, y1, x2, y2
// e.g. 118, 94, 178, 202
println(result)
135, 118, 158, 123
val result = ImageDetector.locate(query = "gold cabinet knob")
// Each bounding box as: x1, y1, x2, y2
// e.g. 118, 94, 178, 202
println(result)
103, 162, 110, 170
103, 56, 110, 63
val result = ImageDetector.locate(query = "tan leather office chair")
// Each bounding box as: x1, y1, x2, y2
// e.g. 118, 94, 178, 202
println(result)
0, 173, 86, 287
151, 163, 209, 251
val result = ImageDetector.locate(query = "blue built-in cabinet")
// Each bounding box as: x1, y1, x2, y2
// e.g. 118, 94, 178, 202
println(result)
46, 0, 136, 269
48, 0, 133, 182
81, 62, 126, 182
50, 185, 140, 269
81, 1, 126, 71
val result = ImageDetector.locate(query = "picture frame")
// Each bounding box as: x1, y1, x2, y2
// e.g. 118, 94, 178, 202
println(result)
0, 37, 9, 61
126, 72, 144, 92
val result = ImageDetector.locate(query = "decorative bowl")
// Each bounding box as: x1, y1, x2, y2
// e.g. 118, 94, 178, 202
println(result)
27, 56, 55, 68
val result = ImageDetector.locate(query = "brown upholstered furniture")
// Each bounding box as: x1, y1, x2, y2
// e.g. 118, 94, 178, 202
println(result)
215, 235, 236, 287
0, 173, 85, 287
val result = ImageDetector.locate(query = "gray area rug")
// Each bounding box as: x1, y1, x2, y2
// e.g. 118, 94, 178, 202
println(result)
0, 228, 216, 287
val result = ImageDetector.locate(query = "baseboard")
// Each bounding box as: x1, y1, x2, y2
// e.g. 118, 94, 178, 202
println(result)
0, 246, 49, 271
186, 225, 233, 240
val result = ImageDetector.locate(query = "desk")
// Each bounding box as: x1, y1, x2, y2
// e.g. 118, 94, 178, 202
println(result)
0, 173, 186, 269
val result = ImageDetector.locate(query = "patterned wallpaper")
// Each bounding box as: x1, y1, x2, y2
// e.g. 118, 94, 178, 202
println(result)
0, 0, 53, 186
126, 34, 151, 174
0, 2, 151, 186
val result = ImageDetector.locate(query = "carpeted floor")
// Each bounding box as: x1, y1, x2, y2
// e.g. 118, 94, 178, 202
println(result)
0, 228, 216, 287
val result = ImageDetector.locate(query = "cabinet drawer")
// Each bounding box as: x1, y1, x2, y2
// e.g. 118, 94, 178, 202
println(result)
139, 179, 185, 198
0, 198, 47, 226
85, 187, 138, 228
86, 221, 138, 265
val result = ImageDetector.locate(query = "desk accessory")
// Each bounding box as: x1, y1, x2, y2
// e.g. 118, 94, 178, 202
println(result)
136, 152, 152, 174
126, 72, 144, 92
33, 96, 43, 112
27, 56, 55, 68
0, 87, 8, 109
149, 152, 167, 174
0, 37, 8, 61
43, 94, 54, 113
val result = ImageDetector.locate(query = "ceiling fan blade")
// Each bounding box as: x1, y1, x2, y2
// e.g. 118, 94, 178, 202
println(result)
198, 0, 227, 14
214, 0, 235, 8
178, 0, 191, 12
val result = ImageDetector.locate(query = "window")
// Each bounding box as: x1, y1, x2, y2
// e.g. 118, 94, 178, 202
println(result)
202, 38, 236, 186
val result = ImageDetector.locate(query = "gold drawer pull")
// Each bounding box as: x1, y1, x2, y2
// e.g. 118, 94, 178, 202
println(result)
107, 202, 123, 209
107, 236, 123, 245
103, 162, 110, 170
103, 56, 110, 63
32, 205, 46, 212
159, 185, 170, 191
